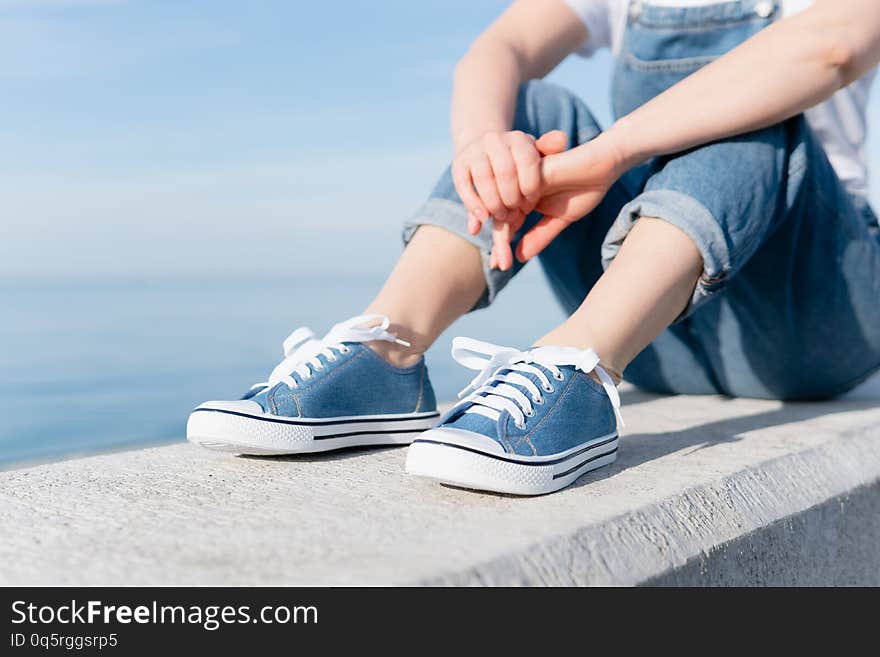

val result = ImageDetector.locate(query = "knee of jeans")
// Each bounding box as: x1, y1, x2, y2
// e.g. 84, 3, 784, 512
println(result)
513, 80, 601, 145
601, 189, 730, 321
644, 119, 799, 216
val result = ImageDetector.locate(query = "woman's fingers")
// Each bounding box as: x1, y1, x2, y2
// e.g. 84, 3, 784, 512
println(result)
451, 159, 489, 235
491, 221, 514, 271
457, 130, 569, 241
510, 135, 542, 206
535, 130, 569, 156
470, 152, 508, 222
516, 215, 572, 263
489, 210, 527, 271
484, 133, 522, 216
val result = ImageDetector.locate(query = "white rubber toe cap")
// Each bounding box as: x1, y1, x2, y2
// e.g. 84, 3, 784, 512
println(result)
193, 400, 264, 415
413, 427, 507, 456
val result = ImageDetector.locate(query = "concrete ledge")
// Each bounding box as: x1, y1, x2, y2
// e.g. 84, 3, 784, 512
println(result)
1, 388, 878, 586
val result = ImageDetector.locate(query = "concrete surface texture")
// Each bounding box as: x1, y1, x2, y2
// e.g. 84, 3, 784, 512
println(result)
0, 386, 878, 586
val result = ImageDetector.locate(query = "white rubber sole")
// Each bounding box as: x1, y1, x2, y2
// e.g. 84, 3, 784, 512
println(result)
405, 432, 618, 496
187, 405, 440, 455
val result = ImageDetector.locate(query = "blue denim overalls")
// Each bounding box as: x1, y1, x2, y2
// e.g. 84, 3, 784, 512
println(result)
407, 0, 880, 399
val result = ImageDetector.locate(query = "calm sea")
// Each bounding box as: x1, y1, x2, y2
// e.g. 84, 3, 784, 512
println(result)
0, 267, 563, 468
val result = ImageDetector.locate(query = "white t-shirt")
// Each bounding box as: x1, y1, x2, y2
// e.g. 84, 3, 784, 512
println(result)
565, 0, 876, 199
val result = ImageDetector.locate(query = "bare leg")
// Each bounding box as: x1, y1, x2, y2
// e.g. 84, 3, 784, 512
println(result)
535, 218, 703, 381
364, 225, 486, 366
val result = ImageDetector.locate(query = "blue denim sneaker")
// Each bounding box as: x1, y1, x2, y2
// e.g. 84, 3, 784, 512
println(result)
187, 315, 439, 455
405, 337, 622, 495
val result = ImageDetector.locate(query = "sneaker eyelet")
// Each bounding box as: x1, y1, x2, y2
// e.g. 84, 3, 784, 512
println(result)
553, 372, 565, 381
533, 395, 544, 405
340, 346, 351, 354
542, 384, 554, 393
524, 409, 535, 417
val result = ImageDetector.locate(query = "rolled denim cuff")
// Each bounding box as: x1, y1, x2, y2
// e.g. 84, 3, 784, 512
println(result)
601, 190, 732, 320
401, 198, 512, 311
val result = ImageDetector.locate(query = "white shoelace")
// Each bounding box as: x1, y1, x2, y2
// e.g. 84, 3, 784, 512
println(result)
249, 314, 410, 392
450, 337, 623, 429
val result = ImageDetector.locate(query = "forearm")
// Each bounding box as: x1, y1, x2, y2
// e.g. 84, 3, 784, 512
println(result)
450, 38, 527, 153
450, 0, 588, 152
551, 0, 880, 183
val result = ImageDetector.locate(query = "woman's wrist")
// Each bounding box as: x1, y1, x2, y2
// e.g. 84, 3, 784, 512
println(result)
452, 123, 510, 154
603, 115, 650, 174
542, 127, 634, 192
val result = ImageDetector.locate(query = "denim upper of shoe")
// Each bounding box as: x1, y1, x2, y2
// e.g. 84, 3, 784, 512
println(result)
440, 366, 615, 457
434, 340, 620, 458
238, 315, 436, 419
248, 342, 435, 418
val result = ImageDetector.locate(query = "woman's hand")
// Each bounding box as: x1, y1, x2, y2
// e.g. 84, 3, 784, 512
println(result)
454, 130, 568, 270
515, 130, 628, 262
453, 130, 568, 238
485, 129, 628, 268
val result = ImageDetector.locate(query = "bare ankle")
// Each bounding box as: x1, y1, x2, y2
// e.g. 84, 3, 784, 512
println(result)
366, 340, 424, 368
532, 333, 623, 385
588, 364, 622, 386
357, 312, 433, 368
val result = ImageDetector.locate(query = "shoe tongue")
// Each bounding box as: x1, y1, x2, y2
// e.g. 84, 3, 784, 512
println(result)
526, 345, 584, 365
524, 345, 601, 378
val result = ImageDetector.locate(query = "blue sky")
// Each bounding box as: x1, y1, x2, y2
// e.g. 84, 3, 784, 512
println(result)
1, 0, 876, 278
